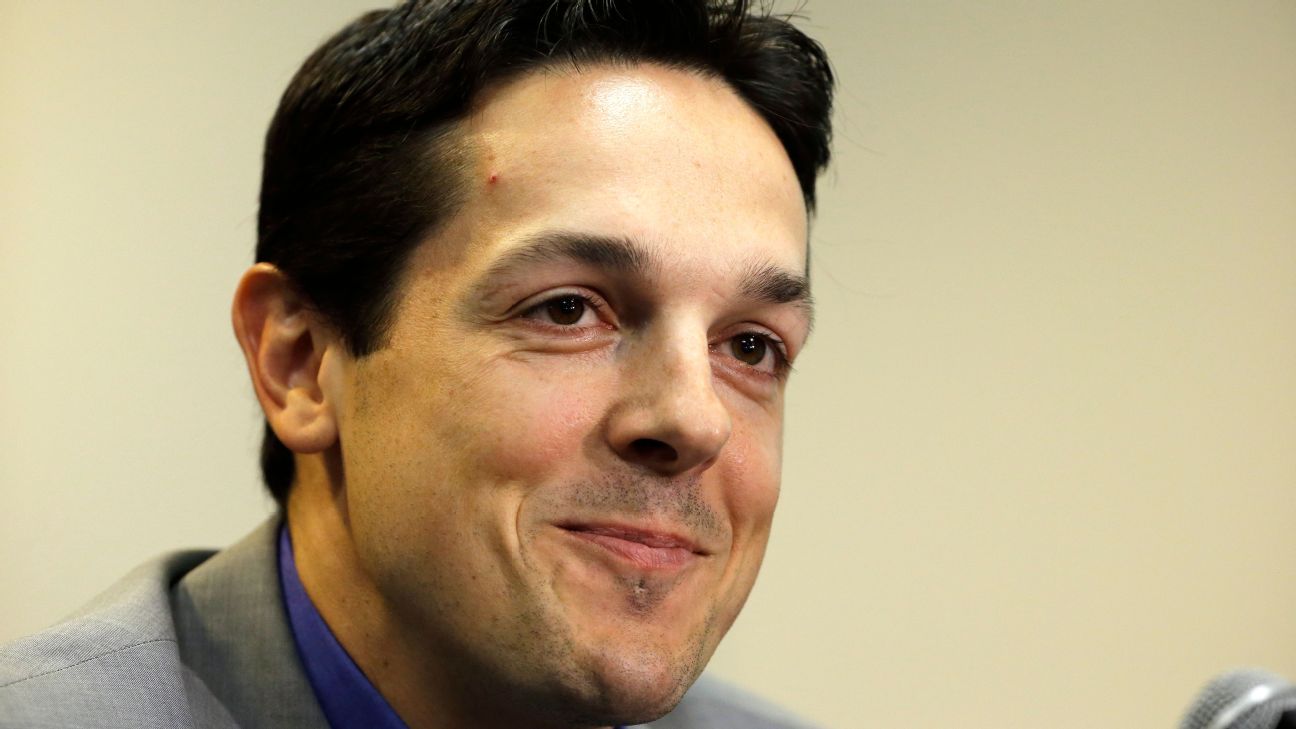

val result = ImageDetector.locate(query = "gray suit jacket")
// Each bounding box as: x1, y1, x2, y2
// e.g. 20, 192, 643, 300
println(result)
0, 519, 814, 729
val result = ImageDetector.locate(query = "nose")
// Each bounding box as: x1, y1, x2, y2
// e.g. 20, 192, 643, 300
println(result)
605, 329, 732, 476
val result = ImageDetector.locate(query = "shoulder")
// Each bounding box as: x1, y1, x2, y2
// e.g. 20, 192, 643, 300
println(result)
636, 673, 821, 729
0, 548, 213, 729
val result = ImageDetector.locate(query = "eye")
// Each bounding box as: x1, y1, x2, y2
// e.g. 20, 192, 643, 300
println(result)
546, 295, 585, 325
521, 293, 602, 328
722, 331, 788, 375
730, 333, 768, 366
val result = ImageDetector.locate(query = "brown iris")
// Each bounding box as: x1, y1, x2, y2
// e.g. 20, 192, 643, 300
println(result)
730, 333, 767, 365
546, 295, 585, 325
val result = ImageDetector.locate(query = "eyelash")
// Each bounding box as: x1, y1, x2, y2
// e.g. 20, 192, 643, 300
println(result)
519, 291, 792, 379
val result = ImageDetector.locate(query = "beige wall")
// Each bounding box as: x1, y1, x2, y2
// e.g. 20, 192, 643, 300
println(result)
3, 2, 1294, 727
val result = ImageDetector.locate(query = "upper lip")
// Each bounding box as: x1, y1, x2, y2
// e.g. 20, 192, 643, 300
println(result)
557, 522, 710, 556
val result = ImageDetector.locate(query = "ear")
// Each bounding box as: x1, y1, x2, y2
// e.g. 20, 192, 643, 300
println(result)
231, 263, 341, 454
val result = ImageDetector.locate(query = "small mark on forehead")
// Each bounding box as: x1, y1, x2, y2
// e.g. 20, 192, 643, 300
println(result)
487, 171, 500, 185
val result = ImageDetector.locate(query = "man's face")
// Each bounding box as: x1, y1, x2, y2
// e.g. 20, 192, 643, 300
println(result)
332, 64, 810, 723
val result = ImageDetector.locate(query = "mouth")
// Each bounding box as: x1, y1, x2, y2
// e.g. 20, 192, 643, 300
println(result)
557, 523, 708, 571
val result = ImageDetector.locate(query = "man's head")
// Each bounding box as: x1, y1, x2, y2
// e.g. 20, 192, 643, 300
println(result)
232, 1, 832, 726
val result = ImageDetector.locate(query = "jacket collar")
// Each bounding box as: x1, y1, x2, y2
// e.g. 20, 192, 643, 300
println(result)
171, 516, 328, 729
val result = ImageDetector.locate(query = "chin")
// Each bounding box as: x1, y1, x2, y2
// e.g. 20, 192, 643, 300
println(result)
552, 634, 709, 726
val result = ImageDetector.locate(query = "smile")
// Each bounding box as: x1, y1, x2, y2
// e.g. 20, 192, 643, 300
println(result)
558, 523, 707, 571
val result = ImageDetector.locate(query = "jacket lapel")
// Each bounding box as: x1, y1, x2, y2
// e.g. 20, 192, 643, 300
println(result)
171, 516, 328, 729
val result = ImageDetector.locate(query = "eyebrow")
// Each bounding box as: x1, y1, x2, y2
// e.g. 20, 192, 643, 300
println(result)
479, 231, 651, 284
740, 261, 814, 314
476, 229, 813, 317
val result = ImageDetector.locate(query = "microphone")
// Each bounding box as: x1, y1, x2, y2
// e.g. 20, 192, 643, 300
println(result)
1180, 669, 1296, 729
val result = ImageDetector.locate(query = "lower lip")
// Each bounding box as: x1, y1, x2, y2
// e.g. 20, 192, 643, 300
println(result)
563, 529, 699, 571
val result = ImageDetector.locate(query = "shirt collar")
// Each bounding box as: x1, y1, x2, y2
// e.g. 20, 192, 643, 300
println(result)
278, 524, 409, 729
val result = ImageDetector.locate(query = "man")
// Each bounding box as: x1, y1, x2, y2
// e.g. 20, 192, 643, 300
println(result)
0, 0, 833, 727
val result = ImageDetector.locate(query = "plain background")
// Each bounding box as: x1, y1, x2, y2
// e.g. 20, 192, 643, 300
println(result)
2, 2, 1294, 727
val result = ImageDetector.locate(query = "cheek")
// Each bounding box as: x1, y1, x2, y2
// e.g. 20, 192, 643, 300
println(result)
450, 362, 604, 482
707, 417, 783, 633
719, 411, 784, 532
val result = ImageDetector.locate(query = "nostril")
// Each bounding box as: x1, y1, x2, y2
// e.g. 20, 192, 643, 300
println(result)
630, 438, 678, 463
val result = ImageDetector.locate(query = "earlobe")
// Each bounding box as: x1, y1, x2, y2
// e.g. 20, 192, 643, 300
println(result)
231, 263, 340, 455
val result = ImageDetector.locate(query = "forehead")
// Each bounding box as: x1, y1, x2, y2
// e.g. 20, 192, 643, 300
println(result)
424, 63, 808, 286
